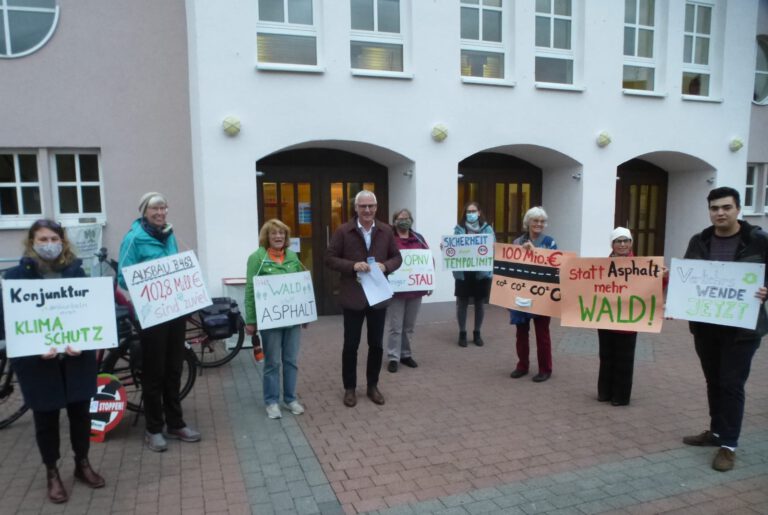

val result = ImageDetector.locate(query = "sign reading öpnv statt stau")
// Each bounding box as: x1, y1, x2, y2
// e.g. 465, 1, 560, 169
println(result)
253, 271, 318, 330
122, 250, 212, 329
2, 277, 118, 358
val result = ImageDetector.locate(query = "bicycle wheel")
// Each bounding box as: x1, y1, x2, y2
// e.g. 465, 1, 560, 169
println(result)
188, 313, 245, 368
0, 351, 29, 429
179, 346, 198, 399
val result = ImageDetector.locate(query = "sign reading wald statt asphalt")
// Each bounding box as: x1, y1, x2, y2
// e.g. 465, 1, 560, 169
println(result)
388, 249, 435, 292
666, 258, 764, 330
441, 233, 494, 272
253, 271, 318, 330
2, 277, 118, 358
122, 250, 212, 329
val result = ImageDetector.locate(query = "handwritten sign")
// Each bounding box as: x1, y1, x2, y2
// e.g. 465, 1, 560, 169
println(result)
441, 234, 494, 272
489, 243, 574, 317
666, 258, 764, 329
560, 257, 664, 332
122, 250, 212, 329
2, 277, 118, 358
253, 271, 317, 330
388, 249, 434, 292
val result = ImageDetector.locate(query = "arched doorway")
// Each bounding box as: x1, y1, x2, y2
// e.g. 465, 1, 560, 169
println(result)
615, 158, 668, 256
256, 149, 388, 315
458, 152, 543, 242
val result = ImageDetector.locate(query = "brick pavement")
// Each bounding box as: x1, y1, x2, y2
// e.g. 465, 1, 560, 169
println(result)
0, 302, 766, 514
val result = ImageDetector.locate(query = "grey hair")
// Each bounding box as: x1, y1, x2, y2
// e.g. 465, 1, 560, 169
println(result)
354, 190, 377, 206
522, 206, 548, 231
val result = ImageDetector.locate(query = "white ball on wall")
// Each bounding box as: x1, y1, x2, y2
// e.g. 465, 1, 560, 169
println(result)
222, 116, 241, 136
431, 123, 448, 142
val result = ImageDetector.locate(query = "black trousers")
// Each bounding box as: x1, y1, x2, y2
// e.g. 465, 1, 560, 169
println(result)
33, 400, 91, 467
342, 307, 387, 389
597, 329, 638, 404
694, 330, 760, 447
140, 317, 187, 434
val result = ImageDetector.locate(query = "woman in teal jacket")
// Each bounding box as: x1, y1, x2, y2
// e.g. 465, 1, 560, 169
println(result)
245, 219, 305, 419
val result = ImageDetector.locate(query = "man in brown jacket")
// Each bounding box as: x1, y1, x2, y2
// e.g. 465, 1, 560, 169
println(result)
325, 190, 403, 407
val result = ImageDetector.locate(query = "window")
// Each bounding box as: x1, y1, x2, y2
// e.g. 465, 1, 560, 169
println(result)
460, 0, 505, 80
0, 153, 42, 219
350, 0, 404, 73
0, 0, 59, 58
745, 163, 768, 213
52, 153, 103, 220
623, 0, 656, 91
681, 2, 712, 96
754, 36, 768, 104
535, 0, 573, 84
256, 0, 318, 68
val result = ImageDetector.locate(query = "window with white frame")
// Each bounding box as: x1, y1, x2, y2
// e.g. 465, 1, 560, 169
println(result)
681, 2, 712, 96
460, 0, 505, 80
350, 0, 404, 73
52, 153, 104, 219
535, 0, 573, 84
623, 0, 656, 91
0, 0, 59, 59
745, 163, 768, 213
754, 36, 768, 104
256, 0, 318, 67
0, 152, 42, 218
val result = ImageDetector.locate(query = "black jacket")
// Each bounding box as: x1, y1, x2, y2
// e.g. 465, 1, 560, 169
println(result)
684, 220, 768, 340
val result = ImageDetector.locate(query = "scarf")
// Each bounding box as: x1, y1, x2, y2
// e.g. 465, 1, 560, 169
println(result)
464, 220, 481, 233
141, 217, 173, 243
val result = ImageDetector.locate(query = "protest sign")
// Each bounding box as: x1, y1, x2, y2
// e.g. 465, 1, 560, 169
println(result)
2, 277, 118, 358
90, 373, 127, 443
253, 271, 317, 330
441, 233, 494, 272
559, 256, 664, 332
388, 249, 434, 292
122, 250, 212, 329
489, 243, 574, 317
666, 258, 764, 329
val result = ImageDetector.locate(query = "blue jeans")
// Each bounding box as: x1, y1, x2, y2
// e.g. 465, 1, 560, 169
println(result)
261, 325, 301, 405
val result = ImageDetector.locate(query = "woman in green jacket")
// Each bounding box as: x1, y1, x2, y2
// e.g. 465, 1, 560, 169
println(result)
245, 219, 305, 419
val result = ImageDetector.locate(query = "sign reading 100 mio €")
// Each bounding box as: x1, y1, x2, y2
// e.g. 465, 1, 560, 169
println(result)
253, 271, 318, 330
2, 277, 118, 358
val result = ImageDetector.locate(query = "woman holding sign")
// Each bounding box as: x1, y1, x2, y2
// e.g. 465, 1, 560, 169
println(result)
118, 192, 201, 452
453, 202, 495, 347
2, 219, 104, 503
244, 219, 305, 420
509, 207, 557, 382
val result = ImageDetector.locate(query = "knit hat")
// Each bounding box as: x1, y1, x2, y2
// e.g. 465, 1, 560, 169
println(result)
138, 192, 167, 215
611, 227, 632, 242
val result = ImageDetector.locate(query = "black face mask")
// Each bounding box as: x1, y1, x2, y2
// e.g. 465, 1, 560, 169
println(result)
395, 219, 412, 231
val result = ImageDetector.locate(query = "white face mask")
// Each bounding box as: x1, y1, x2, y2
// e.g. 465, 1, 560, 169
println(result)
34, 242, 63, 261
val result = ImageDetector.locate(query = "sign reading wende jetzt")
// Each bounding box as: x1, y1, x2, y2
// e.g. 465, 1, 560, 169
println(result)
1, 277, 118, 358
122, 250, 212, 329
441, 233, 494, 272
666, 258, 764, 330
253, 271, 317, 330
388, 249, 434, 292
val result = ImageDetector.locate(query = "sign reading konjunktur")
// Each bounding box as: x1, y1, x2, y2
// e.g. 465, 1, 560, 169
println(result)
441, 234, 494, 272
2, 277, 118, 358
253, 271, 318, 330
122, 250, 212, 329
665, 258, 765, 329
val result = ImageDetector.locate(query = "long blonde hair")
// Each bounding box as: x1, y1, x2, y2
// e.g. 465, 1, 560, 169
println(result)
23, 219, 77, 268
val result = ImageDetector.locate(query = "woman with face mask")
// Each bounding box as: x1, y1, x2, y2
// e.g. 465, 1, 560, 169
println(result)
386, 209, 431, 373
1, 219, 105, 503
453, 202, 495, 347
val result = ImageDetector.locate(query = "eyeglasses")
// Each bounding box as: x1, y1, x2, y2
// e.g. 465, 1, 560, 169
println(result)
147, 205, 168, 213
358, 204, 377, 210
613, 239, 631, 244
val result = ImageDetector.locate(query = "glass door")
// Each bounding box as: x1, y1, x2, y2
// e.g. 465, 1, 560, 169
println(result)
615, 159, 668, 256
261, 181, 314, 271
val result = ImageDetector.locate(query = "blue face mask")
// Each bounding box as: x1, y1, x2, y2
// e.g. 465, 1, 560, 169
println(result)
466, 212, 479, 223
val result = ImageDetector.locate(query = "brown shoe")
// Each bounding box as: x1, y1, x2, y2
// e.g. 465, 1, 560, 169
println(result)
343, 389, 357, 407
366, 386, 385, 405
46, 467, 68, 504
712, 447, 735, 472
74, 458, 105, 488
683, 430, 719, 446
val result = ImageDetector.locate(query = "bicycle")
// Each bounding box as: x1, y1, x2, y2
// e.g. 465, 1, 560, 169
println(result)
0, 343, 27, 429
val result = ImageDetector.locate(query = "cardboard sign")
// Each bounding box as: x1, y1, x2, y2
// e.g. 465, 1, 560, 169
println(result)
90, 373, 127, 442
489, 243, 574, 317
666, 258, 764, 329
2, 277, 118, 358
253, 271, 318, 330
122, 251, 212, 329
560, 256, 665, 332
388, 249, 435, 292
441, 233, 494, 272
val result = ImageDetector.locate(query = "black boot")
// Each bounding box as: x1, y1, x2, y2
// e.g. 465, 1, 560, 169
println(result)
74, 458, 105, 488
458, 331, 468, 347
473, 331, 484, 346
46, 465, 68, 504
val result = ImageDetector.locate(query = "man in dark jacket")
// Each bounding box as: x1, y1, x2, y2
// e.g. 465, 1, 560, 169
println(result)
682, 186, 767, 472
325, 190, 402, 407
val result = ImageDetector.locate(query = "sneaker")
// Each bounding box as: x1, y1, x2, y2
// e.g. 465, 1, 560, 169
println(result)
285, 400, 304, 415
145, 431, 168, 452
683, 430, 719, 447
712, 447, 735, 472
164, 426, 201, 442
400, 357, 418, 368
266, 403, 282, 419
387, 361, 398, 373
